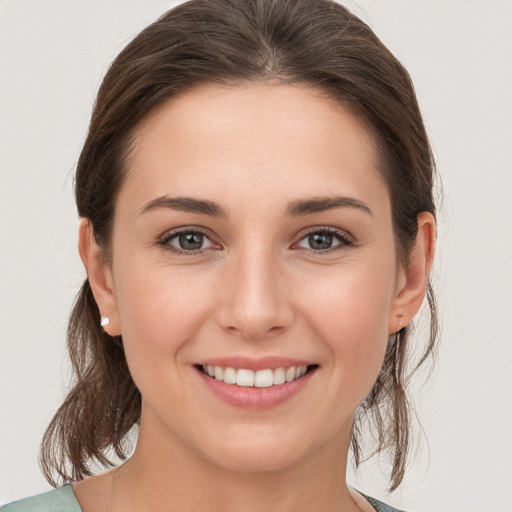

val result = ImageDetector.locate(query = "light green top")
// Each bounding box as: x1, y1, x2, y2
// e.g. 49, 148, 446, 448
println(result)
1, 486, 80, 512
1, 485, 405, 512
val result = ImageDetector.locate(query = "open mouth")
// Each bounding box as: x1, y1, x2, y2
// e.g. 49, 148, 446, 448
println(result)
196, 364, 318, 388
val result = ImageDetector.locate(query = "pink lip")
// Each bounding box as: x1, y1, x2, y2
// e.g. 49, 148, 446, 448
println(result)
195, 356, 315, 371
194, 363, 317, 410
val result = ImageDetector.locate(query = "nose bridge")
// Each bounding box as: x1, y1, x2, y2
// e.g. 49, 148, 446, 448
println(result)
218, 240, 292, 339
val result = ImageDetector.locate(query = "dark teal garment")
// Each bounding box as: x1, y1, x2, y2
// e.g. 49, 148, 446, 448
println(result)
1, 485, 406, 512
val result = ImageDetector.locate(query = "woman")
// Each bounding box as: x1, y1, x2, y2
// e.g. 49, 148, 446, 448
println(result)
1, 0, 437, 511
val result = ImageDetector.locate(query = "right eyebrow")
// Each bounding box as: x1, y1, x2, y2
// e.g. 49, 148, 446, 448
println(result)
139, 196, 228, 217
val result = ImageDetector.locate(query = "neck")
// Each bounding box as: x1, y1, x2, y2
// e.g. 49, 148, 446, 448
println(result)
110, 408, 362, 512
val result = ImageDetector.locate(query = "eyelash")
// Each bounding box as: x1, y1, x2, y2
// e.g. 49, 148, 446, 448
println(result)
159, 227, 219, 256
158, 227, 354, 256
294, 227, 355, 255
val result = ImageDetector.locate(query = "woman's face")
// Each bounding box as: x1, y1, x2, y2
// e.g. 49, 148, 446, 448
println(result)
102, 84, 408, 472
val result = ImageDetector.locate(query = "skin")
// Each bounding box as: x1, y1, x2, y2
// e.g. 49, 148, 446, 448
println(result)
75, 83, 435, 512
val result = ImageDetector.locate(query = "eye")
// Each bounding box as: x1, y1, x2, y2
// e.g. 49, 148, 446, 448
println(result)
161, 229, 218, 254
295, 228, 353, 252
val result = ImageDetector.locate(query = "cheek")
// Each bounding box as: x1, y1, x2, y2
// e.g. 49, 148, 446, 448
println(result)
112, 263, 221, 417
298, 263, 394, 394
113, 262, 215, 362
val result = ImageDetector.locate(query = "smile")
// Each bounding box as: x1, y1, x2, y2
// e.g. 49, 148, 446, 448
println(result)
195, 361, 318, 409
200, 365, 311, 387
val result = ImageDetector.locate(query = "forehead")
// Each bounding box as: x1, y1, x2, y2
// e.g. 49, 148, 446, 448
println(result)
120, 83, 388, 214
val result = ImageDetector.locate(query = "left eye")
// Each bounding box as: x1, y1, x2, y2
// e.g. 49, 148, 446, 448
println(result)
296, 230, 350, 251
163, 231, 215, 252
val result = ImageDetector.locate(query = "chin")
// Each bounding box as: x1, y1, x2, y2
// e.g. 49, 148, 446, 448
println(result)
190, 420, 341, 475
202, 440, 307, 474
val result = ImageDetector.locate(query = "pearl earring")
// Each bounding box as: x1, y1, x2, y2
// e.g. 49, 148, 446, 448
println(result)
100, 316, 110, 327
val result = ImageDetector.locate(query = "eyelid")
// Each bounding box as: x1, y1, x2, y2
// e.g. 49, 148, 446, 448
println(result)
159, 226, 222, 255
292, 226, 355, 253
157, 225, 354, 256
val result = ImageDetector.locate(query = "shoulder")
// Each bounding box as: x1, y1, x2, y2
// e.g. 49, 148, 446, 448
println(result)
364, 494, 408, 512
1, 485, 82, 512
0, 486, 405, 512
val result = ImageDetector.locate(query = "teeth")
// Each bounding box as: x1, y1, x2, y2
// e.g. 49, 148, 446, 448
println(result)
202, 365, 310, 387
254, 369, 273, 388
236, 369, 255, 387
214, 366, 224, 381
273, 367, 286, 385
223, 367, 237, 384
285, 367, 296, 382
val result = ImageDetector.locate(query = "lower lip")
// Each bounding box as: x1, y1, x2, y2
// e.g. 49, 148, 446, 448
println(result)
196, 367, 316, 409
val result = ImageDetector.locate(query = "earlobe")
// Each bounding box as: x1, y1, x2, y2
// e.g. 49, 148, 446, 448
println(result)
78, 219, 121, 336
389, 212, 436, 333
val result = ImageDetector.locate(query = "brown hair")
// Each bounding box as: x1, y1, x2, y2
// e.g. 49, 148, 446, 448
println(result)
40, 0, 438, 492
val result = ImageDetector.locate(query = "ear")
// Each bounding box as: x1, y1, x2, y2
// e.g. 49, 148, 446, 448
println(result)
388, 212, 436, 334
78, 218, 121, 336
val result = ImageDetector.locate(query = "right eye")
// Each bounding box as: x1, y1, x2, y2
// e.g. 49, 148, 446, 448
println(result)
161, 229, 218, 254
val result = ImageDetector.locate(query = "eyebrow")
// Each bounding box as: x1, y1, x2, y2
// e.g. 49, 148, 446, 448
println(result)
140, 195, 372, 218
140, 196, 228, 217
285, 196, 373, 217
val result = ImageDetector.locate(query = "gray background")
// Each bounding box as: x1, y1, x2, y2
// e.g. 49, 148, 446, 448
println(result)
1, 1, 511, 510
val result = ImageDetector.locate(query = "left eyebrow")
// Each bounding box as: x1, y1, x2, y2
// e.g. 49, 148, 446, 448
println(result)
285, 196, 373, 217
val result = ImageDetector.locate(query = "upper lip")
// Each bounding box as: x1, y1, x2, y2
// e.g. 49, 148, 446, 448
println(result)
194, 356, 316, 371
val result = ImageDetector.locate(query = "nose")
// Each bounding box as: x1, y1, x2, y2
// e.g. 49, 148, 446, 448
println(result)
216, 246, 294, 340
